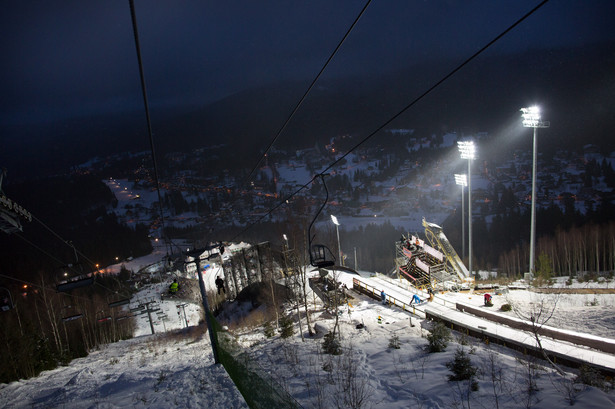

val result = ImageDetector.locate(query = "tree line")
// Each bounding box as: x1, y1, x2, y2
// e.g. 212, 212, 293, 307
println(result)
0, 174, 153, 282
0, 268, 136, 383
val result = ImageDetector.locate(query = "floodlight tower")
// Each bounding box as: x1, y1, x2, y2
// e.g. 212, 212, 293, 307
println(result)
331, 214, 342, 266
454, 173, 468, 261
521, 106, 550, 275
458, 141, 475, 278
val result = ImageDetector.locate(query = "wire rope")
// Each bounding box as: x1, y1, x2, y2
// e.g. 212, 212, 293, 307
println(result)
244, 0, 373, 184
128, 0, 170, 256
229, 0, 551, 242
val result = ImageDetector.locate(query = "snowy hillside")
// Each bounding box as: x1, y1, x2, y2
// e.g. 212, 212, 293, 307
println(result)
0, 328, 247, 409
2, 252, 615, 408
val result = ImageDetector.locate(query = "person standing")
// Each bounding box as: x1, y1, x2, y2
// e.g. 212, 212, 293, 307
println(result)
169, 279, 179, 293
381, 290, 387, 305
215, 276, 226, 295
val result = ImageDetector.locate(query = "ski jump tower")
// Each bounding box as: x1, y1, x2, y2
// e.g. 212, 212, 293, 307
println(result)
394, 219, 472, 290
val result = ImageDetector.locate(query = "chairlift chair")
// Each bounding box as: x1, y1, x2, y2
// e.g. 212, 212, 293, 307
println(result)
307, 174, 337, 269
96, 310, 112, 323
310, 244, 335, 268
0, 287, 14, 312
61, 300, 84, 322
57, 275, 94, 292
108, 298, 131, 308
62, 314, 83, 322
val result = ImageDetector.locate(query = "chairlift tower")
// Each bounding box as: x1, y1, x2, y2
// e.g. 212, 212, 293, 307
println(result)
0, 169, 32, 234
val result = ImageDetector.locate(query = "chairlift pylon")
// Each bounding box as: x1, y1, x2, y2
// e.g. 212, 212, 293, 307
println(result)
308, 174, 336, 268
0, 169, 31, 234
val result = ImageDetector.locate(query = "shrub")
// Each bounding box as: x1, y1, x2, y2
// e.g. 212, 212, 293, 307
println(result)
446, 347, 479, 391
576, 364, 608, 390
426, 321, 451, 353
263, 321, 275, 338
279, 315, 294, 339
323, 332, 342, 355
388, 334, 401, 349
500, 303, 512, 312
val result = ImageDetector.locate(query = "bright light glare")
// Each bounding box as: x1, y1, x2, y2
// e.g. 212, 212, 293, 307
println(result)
454, 174, 467, 186
457, 140, 475, 160
520, 106, 541, 127
330, 214, 340, 226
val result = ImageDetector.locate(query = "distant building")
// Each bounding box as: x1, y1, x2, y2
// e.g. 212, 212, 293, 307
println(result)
386, 128, 414, 136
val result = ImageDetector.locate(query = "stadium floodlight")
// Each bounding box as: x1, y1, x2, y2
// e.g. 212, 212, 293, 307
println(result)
458, 140, 475, 278
457, 140, 476, 160
521, 106, 550, 276
454, 173, 467, 260
331, 214, 342, 266
454, 173, 467, 187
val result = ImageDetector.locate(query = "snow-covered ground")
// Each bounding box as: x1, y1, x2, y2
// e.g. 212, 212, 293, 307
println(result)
2, 251, 614, 408
0, 330, 246, 409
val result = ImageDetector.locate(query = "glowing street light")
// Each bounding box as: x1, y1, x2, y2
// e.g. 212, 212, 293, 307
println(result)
454, 173, 467, 261
282, 234, 289, 250
331, 214, 342, 266
521, 106, 550, 275
457, 140, 475, 278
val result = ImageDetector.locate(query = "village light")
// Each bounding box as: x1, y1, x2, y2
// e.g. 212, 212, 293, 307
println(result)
521, 106, 550, 275
454, 173, 467, 261
457, 140, 475, 278
331, 214, 342, 266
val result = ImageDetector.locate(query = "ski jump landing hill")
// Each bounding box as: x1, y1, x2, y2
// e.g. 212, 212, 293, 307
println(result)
343, 270, 615, 377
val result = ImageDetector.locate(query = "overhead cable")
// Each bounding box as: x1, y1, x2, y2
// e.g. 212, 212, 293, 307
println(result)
244, 0, 373, 185
230, 0, 551, 242
128, 0, 170, 255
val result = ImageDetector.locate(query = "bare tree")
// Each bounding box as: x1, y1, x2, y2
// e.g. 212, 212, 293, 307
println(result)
509, 292, 565, 376
481, 349, 509, 409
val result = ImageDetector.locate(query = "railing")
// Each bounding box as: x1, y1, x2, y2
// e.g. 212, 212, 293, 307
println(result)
352, 277, 426, 317
369, 273, 452, 309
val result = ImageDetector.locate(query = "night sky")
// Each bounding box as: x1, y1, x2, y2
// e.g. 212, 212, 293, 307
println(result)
1, 1, 614, 167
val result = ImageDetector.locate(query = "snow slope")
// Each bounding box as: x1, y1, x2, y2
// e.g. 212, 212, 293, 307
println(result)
2, 253, 615, 408
0, 330, 247, 409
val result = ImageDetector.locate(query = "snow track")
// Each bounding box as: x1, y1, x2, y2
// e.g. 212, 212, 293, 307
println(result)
347, 271, 615, 375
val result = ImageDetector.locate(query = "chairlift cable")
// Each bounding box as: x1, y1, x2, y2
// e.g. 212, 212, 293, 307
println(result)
244, 0, 373, 185
229, 0, 550, 242
13, 232, 80, 275
0, 272, 99, 304
128, 0, 171, 256
13, 230, 125, 298
317, 0, 552, 178
29, 214, 98, 271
